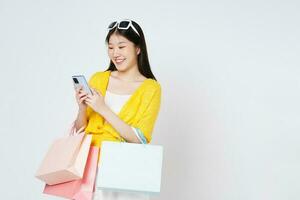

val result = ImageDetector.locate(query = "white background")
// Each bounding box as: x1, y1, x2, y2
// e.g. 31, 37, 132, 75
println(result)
0, 0, 299, 199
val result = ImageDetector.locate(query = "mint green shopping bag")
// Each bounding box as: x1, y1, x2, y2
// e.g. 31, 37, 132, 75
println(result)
96, 141, 163, 195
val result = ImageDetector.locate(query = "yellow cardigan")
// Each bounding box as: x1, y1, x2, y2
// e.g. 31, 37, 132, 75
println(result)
85, 70, 162, 147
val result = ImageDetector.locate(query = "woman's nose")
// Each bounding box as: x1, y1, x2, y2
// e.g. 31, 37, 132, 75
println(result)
112, 48, 120, 57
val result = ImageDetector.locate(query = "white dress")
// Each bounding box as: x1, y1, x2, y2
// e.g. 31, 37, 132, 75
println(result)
92, 90, 150, 200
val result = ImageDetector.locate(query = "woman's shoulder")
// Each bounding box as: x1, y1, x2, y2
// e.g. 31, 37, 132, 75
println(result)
88, 70, 110, 83
143, 78, 162, 93
90, 70, 110, 78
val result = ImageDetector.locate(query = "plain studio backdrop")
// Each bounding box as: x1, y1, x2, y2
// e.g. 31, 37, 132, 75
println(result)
0, 0, 299, 199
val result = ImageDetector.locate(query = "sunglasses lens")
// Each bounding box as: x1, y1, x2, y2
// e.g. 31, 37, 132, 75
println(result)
108, 21, 117, 29
119, 21, 130, 28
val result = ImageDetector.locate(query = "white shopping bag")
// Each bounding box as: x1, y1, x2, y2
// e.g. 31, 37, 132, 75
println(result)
96, 141, 163, 195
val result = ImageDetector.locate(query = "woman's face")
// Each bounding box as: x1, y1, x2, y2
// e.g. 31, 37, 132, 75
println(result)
108, 33, 140, 72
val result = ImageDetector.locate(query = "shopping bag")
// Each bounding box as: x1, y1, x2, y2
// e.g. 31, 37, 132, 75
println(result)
43, 146, 99, 200
35, 125, 92, 185
96, 141, 163, 195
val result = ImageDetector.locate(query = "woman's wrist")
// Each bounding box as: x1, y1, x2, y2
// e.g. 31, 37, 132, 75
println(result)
96, 104, 109, 116
78, 106, 87, 113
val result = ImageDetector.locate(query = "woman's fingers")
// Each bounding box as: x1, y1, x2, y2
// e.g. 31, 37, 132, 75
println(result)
79, 99, 84, 104
76, 87, 87, 98
80, 94, 87, 100
79, 92, 87, 98
90, 88, 96, 95
91, 88, 101, 96
76, 86, 89, 95
75, 85, 83, 93
85, 95, 92, 101
84, 98, 91, 105
78, 95, 86, 103
76, 92, 85, 101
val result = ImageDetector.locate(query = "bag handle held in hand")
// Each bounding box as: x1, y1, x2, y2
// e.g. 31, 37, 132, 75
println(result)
68, 121, 86, 136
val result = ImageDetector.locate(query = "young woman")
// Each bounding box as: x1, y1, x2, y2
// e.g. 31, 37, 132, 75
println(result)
74, 19, 162, 200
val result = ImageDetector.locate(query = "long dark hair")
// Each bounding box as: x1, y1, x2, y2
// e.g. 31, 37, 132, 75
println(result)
105, 20, 157, 81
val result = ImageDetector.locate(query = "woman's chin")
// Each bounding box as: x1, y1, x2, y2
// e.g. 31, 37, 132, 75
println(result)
115, 64, 128, 71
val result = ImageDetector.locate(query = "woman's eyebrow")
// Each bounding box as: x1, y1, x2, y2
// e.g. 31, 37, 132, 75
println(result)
108, 41, 127, 45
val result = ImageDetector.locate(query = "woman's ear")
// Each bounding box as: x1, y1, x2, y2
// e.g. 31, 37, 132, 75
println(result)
136, 47, 141, 55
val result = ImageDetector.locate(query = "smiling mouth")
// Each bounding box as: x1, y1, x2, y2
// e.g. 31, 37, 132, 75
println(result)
115, 59, 125, 64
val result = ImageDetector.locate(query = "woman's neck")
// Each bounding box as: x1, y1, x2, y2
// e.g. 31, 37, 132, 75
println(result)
112, 67, 145, 82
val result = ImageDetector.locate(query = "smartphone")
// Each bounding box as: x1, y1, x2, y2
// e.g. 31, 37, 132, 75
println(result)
72, 75, 93, 95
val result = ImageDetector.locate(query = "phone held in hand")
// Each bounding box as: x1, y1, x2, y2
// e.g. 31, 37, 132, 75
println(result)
72, 75, 93, 95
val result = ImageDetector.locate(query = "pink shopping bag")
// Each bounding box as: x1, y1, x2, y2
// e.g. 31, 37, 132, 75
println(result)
43, 146, 99, 200
35, 125, 92, 185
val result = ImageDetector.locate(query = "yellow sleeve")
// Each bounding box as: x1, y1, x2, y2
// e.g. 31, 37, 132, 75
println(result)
132, 84, 162, 143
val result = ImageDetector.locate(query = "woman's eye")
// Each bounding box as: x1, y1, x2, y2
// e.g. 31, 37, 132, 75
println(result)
108, 47, 113, 50
119, 46, 125, 49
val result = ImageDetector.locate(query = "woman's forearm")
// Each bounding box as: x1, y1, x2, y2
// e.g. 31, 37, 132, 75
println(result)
75, 107, 88, 131
98, 105, 141, 143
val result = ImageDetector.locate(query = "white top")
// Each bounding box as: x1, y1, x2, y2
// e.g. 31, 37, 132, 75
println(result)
104, 90, 132, 114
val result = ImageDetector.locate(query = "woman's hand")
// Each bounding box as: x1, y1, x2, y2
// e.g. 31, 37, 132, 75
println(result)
85, 88, 107, 114
75, 85, 88, 110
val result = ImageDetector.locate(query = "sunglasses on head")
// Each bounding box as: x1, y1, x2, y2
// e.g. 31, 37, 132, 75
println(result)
108, 20, 140, 37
